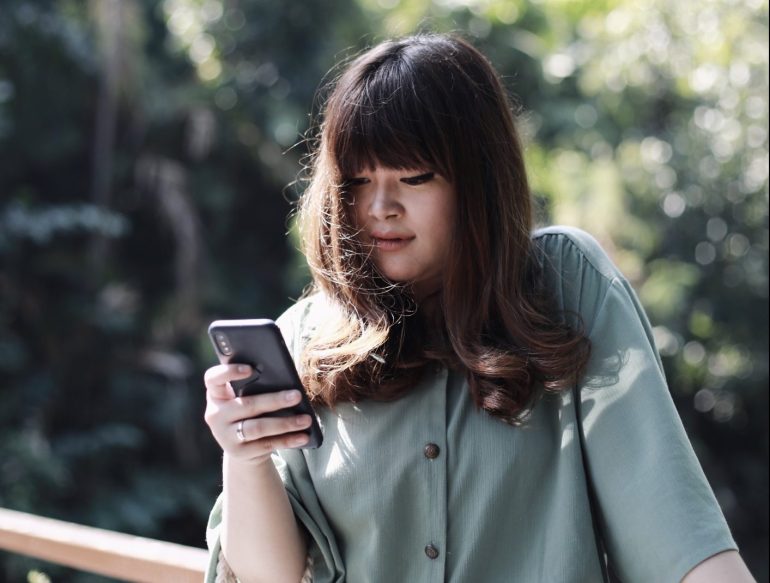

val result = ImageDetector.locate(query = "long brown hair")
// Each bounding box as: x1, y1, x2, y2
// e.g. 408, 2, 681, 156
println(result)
297, 34, 590, 424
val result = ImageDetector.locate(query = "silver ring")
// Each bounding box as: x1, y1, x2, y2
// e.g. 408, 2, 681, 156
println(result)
236, 419, 246, 443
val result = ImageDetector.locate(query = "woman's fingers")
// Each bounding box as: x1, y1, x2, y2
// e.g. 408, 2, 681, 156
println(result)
207, 389, 303, 422
208, 412, 311, 462
232, 430, 311, 462
204, 386, 310, 460
236, 415, 312, 445
204, 364, 253, 399
239, 390, 303, 419
203, 364, 313, 462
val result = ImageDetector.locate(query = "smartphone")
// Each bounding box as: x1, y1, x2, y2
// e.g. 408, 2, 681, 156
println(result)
208, 319, 323, 449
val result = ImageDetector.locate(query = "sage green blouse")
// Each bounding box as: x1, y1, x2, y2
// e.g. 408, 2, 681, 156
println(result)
205, 226, 736, 582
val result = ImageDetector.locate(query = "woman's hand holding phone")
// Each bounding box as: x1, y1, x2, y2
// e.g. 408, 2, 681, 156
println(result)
204, 363, 312, 465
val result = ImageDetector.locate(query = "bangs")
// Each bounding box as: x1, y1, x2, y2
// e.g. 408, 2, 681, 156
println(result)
329, 56, 454, 180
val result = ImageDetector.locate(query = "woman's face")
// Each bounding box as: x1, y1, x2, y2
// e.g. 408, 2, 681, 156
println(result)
348, 166, 456, 300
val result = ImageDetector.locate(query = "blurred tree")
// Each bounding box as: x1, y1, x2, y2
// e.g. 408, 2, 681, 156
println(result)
0, 0, 367, 580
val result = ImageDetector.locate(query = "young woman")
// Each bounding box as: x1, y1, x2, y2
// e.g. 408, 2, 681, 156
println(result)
203, 34, 754, 583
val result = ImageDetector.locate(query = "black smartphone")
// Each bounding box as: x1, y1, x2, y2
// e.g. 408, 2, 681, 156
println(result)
208, 319, 323, 449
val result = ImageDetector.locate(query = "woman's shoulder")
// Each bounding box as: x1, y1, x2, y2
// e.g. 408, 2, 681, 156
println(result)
275, 292, 336, 355
532, 225, 623, 285
275, 294, 316, 330
531, 225, 632, 324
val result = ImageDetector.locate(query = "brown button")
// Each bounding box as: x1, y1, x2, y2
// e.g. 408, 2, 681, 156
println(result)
425, 544, 440, 560
424, 443, 440, 459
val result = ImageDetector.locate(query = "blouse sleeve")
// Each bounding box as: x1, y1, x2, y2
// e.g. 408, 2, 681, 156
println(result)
271, 448, 346, 582
577, 269, 737, 581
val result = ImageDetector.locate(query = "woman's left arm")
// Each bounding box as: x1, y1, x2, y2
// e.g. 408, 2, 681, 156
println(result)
681, 550, 755, 583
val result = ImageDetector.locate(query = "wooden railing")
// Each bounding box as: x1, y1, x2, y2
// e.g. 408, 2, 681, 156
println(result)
0, 508, 208, 582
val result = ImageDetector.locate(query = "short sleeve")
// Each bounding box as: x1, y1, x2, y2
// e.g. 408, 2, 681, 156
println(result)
272, 449, 346, 582
578, 275, 737, 582
204, 494, 229, 582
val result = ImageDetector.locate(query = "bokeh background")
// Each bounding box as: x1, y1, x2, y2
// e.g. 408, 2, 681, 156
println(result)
0, 0, 767, 581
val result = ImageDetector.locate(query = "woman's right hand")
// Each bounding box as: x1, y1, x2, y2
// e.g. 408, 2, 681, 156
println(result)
203, 364, 312, 465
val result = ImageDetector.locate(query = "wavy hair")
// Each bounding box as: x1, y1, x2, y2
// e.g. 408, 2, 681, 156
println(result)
296, 34, 590, 424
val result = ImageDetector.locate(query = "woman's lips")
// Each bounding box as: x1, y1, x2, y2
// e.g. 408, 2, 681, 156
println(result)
371, 236, 414, 251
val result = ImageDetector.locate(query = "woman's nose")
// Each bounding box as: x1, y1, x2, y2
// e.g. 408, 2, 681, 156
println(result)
368, 183, 402, 220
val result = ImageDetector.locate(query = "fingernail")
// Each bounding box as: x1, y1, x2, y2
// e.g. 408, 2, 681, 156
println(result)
284, 390, 300, 402
296, 415, 311, 427
293, 435, 308, 447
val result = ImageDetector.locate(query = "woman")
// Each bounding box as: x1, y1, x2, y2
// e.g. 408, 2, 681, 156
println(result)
203, 34, 754, 582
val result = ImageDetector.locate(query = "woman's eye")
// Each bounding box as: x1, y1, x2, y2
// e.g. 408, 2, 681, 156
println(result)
346, 177, 370, 188
401, 172, 435, 186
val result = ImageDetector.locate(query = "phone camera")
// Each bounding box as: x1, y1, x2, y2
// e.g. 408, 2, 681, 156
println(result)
215, 333, 232, 356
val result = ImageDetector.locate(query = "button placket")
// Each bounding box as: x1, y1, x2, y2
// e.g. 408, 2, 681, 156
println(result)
422, 367, 448, 581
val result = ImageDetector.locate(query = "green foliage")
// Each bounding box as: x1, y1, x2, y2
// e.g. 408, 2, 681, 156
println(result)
639, 259, 700, 322
0, 0, 366, 580
0, 0, 767, 581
